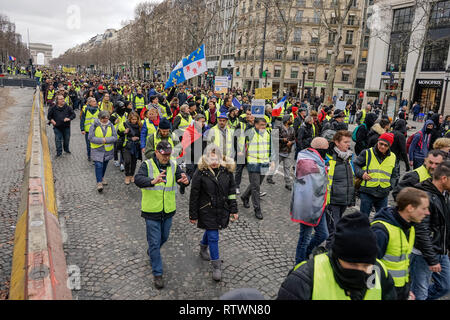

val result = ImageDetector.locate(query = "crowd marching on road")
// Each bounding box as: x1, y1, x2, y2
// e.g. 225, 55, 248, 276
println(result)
40, 67, 450, 300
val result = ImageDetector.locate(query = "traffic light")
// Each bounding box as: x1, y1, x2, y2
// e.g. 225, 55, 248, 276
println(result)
262, 70, 267, 78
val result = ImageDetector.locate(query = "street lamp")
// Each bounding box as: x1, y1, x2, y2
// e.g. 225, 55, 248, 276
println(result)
441, 66, 450, 114
301, 62, 308, 101
227, 62, 234, 90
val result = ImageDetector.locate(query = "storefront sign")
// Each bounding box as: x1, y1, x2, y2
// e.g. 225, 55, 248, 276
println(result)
417, 79, 443, 87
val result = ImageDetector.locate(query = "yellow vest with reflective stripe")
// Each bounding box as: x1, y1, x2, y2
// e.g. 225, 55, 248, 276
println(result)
100, 101, 113, 113
247, 129, 270, 164
344, 109, 350, 124
84, 108, 100, 132
153, 132, 175, 156
176, 114, 193, 133
47, 89, 55, 100
371, 220, 415, 288
145, 118, 158, 137
326, 156, 354, 205
159, 103, 172, 120
360, 109, 367, 124
135, 96, 145, 111
65, 96, 70, 106
205, 109, 220, 123
414, 165, 431, 182
90, 126, 113, 151
141, 159, 177, 213
211, 126, 234, 157
311, 254, 383, 300
362, 148, 396, 189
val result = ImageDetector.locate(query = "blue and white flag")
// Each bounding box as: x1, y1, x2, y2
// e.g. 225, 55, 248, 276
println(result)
232, 97, 241, 109
165, 45, 207, 90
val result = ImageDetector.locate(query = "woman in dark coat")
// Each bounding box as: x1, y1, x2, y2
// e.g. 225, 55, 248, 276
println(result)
117, 112, 142, 184
189, 145, 238, 281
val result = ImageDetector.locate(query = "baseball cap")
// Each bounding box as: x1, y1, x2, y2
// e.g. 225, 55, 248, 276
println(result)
156, 141, 172, 155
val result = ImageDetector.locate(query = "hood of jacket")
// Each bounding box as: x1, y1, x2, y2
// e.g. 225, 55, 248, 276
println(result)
198, 155, 236, 173
394, 119, 407, 134
373, 207, 402, 228
364, 113, 378, 130
370, 123, 386, 135
92, 118, 112, 129
431, 113, 441, 128
421, 120, 435, 134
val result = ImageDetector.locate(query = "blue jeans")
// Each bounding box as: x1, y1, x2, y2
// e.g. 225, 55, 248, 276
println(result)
145, 217, 173, 276
410, 253, 450, 300
295, 214, 329, 264
94, 160, 109, 183
201, 230, 220, 261
349, 114, 355, 124
84, 133, 91, 158
359, 192, 388, 217
53, 127, 70, 155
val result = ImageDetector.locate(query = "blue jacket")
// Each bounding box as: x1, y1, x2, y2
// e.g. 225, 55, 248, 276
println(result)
408, 120, 434, 161
412, 104, 421, 115
140, 119, 158, 150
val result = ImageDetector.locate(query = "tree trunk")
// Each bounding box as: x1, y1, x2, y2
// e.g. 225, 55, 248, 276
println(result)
394, 44, 404, 119
325, 26, 342, 105
279, 43, 289, 98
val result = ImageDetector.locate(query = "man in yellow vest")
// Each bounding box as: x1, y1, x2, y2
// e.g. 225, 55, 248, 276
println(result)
144, 118, 181, 160
240, 117, 275, 220
277, 212, 397, 300
80, 97, 100, 161
372, 187, 430, 300
206, 113, 234, 158
173, 104, 193, 140
354, 133, 398, 216
393, 149, 445, 200
134, 141, 189, 289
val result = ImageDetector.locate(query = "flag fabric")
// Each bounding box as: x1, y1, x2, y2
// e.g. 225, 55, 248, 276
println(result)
272, 96, 287, 117
165, 45, 207, 90
232, 97, 241, 109
9, 56, 16, 62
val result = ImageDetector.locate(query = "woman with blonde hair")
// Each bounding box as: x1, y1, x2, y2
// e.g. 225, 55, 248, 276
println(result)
433, 137, 450, 154
118, 112, 143, 184
188, 145, 238, 281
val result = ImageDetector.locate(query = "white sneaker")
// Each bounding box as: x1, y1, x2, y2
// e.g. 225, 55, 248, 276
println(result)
260, 192, 267, 197
236, 188, 240, 195
114, 160, 120, 167
120, 164, 125, 172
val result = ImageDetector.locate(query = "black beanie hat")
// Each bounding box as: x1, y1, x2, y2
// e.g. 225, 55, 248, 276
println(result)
159, 118, 171, 130
332, 212, 378, 265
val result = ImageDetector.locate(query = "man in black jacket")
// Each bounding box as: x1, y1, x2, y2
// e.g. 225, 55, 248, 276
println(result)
410, 161, 450, 300
372, 187, 430, 300
277, 212, 397, 300
296, 116, 315, 156
393, 150, 445, 200
134, 142, 189, 289
354, 112, 378, 156
47, 94, 76, 157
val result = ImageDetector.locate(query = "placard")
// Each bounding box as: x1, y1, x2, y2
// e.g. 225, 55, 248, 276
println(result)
214, 76, 229, 94
251, 99, 266, 118
255, 87, 273, 100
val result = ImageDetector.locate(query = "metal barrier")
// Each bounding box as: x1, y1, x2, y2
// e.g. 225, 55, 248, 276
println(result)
0, 77, 37, 88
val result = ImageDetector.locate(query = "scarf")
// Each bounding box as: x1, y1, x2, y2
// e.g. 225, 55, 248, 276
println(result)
334, 146, 352, 161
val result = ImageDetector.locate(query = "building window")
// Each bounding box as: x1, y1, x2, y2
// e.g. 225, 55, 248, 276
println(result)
308, 70, 314, 80
345, 30, 354, 45
295, 10, 303, 23
392, 6, 415, 32
430, 0, 450, 28
277, 30, 285, 42
348, 15, 355, 25
344, 53, 352, 63
297, 0, 306, 6
363, 35, 369, 48
328, 31, 336, 45
294, 27, 302, 42
293, 51, 300, 60
276, 50, 283, 59
324, 70, 329, 80
291, 68, 299, 78
313, 11, 320, 24
342, 71, 349, 82
361, 50, 368, 62
422, 39, 450, 71
311, 28, 319, 43
313, 0, 323, 7
274, 68, 281, 77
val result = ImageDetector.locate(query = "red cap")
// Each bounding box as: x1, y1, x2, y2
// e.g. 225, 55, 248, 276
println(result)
98, 85, 105, 90
379, 133, 394, 146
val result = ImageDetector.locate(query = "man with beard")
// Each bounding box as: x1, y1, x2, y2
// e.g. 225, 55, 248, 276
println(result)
277, 212, 396, 300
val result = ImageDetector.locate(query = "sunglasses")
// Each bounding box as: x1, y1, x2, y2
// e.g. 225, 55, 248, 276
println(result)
378, 142, 389, 148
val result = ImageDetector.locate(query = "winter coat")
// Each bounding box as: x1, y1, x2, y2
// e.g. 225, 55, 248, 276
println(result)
276, 252, 397, 300
87, 119, 118, 162
408, 120, 434, 161
327, 148, 355, 206
371, 207, 413, 300
413, 179, 450, 266
367, 123, 386, 148
430, 113, 445, 150
392, 170, 423, 201
134, 154, 188, 221
189, 156, 238, 230
274, 122, 295, 155
353, 147, 398, 199
296, 122, 315, 153
118, 121, 142, 160
355, 113, 378, 156
47, 104, 76, 129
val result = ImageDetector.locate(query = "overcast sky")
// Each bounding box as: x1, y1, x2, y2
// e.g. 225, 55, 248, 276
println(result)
2, 0, 155, 58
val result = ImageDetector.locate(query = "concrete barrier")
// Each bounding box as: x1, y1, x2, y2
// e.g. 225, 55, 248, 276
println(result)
9, 88, 72, 300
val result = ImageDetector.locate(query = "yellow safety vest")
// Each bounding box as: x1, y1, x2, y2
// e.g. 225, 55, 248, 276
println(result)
309, 254, 384, 300
205, 109, 220, 123
362, 148, 396, 189
135, 96, 145, 112
247, 129, 270, 164
227, 117, 240, 130
99, 101, 113, 114
153, 132, 175, 150
90, 126, 114, 151
344, 109, 350, 124
414, 165, 431, 182
326, 155, 354, 205
360, 109, 367, 124
175, 114, 192, 133
141, 158, 177, 213
211, 126, 234, 157
112, 112, 128, 131
65, 96, 70, 106
158, 103, 172, 120
47, 89, 55, 100
371, 220, 415, 288
84, 108, 100, 132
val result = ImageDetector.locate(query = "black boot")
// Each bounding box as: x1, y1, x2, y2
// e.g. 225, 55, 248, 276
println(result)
241, 196, 250, 208
255, 210, 263, 220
